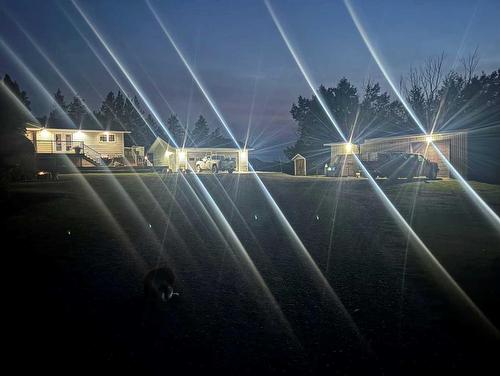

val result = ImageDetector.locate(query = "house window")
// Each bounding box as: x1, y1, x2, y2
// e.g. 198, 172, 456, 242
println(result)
99, 134, 116, 143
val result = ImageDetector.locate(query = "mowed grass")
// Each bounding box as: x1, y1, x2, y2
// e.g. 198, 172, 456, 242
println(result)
5, 173, 500, 374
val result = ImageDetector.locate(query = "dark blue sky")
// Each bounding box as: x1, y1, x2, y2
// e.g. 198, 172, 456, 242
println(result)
1, 0, 499, 159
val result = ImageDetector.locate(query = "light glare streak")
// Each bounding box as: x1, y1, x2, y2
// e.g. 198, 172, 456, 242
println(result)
0, 38, 75, 127
146, 0, 365, 339
343, 0, 500, 231
343, 0, 427, 135
266, 0, 499, 336
265, 1, 347, 142
71, 0, 301, 338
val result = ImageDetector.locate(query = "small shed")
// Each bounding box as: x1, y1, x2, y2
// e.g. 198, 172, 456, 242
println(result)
291, 154, 307, 176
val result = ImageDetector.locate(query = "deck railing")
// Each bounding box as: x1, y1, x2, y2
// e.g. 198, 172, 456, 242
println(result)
33, 140, 106, 166
34, 140, 85, 154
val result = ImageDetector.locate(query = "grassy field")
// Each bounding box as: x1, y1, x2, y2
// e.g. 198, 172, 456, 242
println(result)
5, 172, 500, 374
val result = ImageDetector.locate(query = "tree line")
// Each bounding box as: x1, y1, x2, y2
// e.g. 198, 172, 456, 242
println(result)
0, 78, 232, 148
286, 51, 500, 176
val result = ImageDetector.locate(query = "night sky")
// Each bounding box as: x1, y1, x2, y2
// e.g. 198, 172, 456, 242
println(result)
1, 0, 499, 160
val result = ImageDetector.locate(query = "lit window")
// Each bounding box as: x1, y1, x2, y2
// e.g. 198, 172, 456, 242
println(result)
99, 134, 116, 142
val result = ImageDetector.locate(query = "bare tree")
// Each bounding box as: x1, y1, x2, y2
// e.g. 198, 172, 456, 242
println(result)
420, 53, 445, 105
460, 47, 480, 84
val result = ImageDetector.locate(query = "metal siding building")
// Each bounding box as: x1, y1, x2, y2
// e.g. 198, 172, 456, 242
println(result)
325, 131, 468, 178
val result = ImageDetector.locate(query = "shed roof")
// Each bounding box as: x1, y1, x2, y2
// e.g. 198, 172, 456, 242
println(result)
323, 129, 470, 147
362, 130, 468, 144
291, 153, 306, 161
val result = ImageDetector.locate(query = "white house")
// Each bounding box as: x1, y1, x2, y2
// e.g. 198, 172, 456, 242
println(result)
25, 122, 130, 167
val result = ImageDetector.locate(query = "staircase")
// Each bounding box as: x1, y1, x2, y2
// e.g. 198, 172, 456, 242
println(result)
81, 144, 106, 167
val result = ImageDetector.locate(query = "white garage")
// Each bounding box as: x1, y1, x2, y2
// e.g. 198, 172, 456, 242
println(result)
147, 136, 250, 172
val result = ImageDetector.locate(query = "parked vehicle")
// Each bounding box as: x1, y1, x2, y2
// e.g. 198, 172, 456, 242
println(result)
326, 152, 439, 179
362, 152, 439, 179
325, 154, 359, 177
195, 155, 236, 173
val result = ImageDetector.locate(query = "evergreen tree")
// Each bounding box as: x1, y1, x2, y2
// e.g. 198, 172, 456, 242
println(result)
47, 88, 68, 128
146, 113, 160, 140
191, 115, 209, 145
96, 91, 116, 127
67, 96, 86, 126
167, 114, 184, 145
0, 74, 32, 134
113, 91, 125, 123
123, 96, 148, 146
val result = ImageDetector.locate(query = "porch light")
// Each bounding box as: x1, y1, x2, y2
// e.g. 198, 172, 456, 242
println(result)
345, 142, 353, 153
179, 151, 186, 161
426, 135, 433, 143
74, 131, 84, 141
40, 129, 49, 139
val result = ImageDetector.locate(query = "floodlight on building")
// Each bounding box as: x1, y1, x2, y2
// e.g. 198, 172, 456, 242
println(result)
74, 130, 84, 141
345, 142, 353, 153
40, 129, 49, 139
426, 135, 433, 144
179, 150, 186, 161
240, 149, 248, 161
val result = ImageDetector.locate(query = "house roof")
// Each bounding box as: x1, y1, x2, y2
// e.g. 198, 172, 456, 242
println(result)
25, 120, 130, 132
26, 122, 130, 133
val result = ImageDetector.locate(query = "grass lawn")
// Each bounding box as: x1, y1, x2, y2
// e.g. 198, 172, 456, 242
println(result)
5, 172, 500, 374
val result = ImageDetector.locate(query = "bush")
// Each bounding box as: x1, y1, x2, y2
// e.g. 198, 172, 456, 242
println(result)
0, 134, 35, 187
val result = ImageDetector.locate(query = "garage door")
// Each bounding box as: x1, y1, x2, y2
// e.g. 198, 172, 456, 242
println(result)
411, 141, 450, 178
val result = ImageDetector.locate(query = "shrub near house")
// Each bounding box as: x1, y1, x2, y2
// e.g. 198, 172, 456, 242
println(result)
0, 133, 35, 185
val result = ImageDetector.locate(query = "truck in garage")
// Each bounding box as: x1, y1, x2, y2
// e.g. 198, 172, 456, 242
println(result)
195, 155, 236, 173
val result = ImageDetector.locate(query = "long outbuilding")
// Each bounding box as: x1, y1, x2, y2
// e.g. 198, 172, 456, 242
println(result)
325, 130, 468, 178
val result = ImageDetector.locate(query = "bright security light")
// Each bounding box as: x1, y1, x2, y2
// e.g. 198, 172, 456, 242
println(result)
179, 151, 186, 160
345, 142, 353, 153
40, 129, 49, 138
240, 150, 248, 161
426, 135, 433, 143
74, 130, 84, 141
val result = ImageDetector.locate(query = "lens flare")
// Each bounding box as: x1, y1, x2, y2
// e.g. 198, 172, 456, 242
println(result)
265, 0, 499, 336
146, 0, 364, 330
0, 38, 75, 128
343, 0, 500, 232
70, 0, 300, 338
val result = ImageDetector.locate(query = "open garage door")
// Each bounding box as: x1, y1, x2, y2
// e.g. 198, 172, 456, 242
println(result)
411, 141, 450, 178
186, 150, 240, 172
